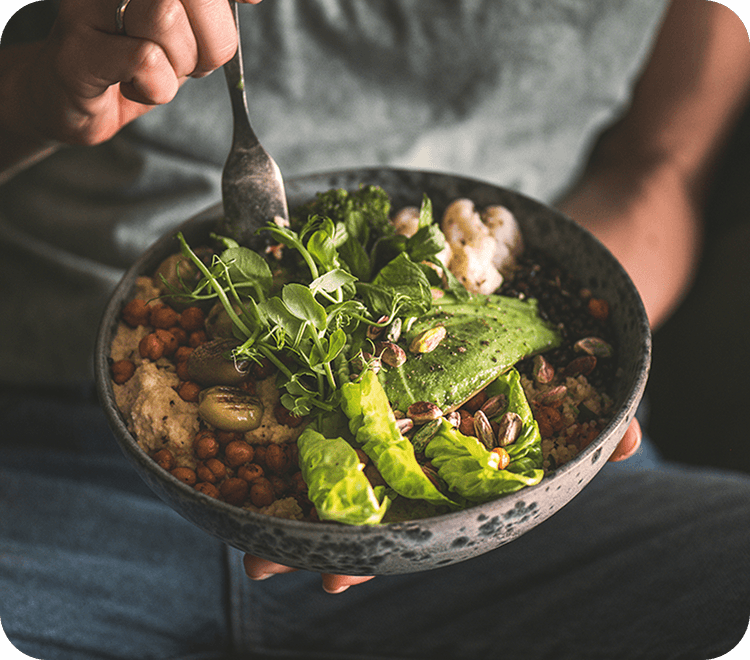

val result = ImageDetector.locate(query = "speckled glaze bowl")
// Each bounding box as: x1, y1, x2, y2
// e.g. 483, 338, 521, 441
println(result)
95, 168, 651, 575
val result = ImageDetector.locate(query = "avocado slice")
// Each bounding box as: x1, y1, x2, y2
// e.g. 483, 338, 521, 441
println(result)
379, 294, 560, 414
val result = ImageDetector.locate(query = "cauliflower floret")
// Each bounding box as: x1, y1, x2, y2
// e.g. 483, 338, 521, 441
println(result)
391, 206, 420, 237
391, 205, 453, 275
449, 243, 503, 294
441, 199, 523, 293
482, 205, 523, 276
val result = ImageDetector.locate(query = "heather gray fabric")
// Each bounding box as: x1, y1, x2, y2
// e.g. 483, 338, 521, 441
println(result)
0, 0, 669, 385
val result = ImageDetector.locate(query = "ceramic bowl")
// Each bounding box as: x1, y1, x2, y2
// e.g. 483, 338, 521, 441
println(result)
94, 168, 651, 575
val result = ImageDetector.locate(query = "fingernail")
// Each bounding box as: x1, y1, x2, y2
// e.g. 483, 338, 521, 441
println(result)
248, 572, 273, 581
325, 585, 350, 594
191, 69, 216, 79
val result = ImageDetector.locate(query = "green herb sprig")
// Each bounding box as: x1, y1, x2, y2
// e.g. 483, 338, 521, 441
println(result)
170, 187, 464, 418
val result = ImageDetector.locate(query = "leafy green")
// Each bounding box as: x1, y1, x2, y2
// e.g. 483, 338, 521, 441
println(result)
170, 184, 564, 525
297, 428, 390, 524
425, 369, 544, 501
357, 253, 433, 318
292, 184, 393, 250
340, 370, 459, 509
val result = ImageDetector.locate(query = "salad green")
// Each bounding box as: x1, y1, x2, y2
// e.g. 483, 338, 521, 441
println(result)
167, 185, 562, 524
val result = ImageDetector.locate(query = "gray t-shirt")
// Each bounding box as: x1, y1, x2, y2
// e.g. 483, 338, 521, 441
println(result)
0, 0, 668, 385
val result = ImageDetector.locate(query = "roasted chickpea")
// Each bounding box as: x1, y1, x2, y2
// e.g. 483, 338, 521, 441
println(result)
178, 381, 201, 403
153, 448, 176, 471
237, 463, 264, 482
220, 478, 249, 506
189, 330, 208, 347
179, 307, 206, 332
155, 329, 179, 357
264, 444, 288, 474
193, 431, 219, 460
194, 482, 220, 499
216, 430, 242, 446
110, 359, 135, 384
249, 478, 275, 507
170, 467, 197, 486
138, 333, 165, 361
151, 306, 180, 330
203, 458, 227, 481
121, 298, 150, 327
224, 440, 255, 467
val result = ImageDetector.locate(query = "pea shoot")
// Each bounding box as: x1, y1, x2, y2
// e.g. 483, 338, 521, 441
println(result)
168, 186, 453, 418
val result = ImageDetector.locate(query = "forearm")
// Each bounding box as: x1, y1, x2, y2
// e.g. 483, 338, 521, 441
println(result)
558, 157, 703, 330
558, 0, 750, 329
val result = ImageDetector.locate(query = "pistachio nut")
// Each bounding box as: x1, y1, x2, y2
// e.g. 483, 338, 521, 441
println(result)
574, 337, 614, 358
407, 401, 443, 424
378, 342, 407, 368
537, 384, 568, 407
495, 411, 523, 447
367, 315, 389, 340
187, 338, 250, 386
563, 355, 597, 377
421, 463, 443, 490
410, 418, 442, 452
351, 351, 381, 374
532, 354, 555, 384
384, 317, 403, 343
395, 417, 414, 435
480, 394, 507, 419
444, 410, 461, 428
198, 386, 263, 432
473, 409, 495, 450
409, 325, 446, 354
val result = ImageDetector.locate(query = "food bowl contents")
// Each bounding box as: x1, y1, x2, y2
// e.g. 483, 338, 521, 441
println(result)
109, 186, 616, 524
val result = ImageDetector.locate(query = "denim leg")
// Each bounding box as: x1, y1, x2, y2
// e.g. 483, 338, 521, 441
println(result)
0, 391, 232, 660
4, 391, 749, 659
228, 447, 750, 659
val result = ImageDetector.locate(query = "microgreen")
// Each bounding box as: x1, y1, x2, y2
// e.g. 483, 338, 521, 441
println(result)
173, 186, 452, 417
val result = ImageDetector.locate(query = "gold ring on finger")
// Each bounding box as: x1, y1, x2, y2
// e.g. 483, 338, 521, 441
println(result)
115, 0, 133, 36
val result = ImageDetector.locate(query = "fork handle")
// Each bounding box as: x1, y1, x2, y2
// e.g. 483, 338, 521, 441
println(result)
224, 1, 259, 147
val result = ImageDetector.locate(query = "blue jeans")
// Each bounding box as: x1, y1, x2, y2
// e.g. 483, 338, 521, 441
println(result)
1, 388, 749, 659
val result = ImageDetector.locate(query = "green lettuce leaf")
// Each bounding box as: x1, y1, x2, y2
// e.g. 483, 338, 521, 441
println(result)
341, 369, 459, 509
297, 428, 390, 525
425, 369, 544, 501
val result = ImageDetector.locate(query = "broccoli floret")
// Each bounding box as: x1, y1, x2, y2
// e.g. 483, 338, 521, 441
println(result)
292, 184, 393, 248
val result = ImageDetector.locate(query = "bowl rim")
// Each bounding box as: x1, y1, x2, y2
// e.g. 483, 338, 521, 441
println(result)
94, 166, 652, 539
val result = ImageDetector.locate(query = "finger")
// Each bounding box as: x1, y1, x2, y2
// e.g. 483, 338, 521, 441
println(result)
115, 0, 200, 80
243, 555, 299, 580
179, 0, 238, 77
608, 418, 642, 462
64, 31, 180, 106
321, 574, 375, 595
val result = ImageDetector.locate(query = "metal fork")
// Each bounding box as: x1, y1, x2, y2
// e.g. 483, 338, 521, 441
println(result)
220, 1, 289, 250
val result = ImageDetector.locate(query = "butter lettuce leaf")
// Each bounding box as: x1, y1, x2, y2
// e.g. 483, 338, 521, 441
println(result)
341, 369, 459, 509
297, 428, 390, 525
425, 369, 544, 501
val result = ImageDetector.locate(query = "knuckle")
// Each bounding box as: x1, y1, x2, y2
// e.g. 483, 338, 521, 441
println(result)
151, 0, 186, 35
